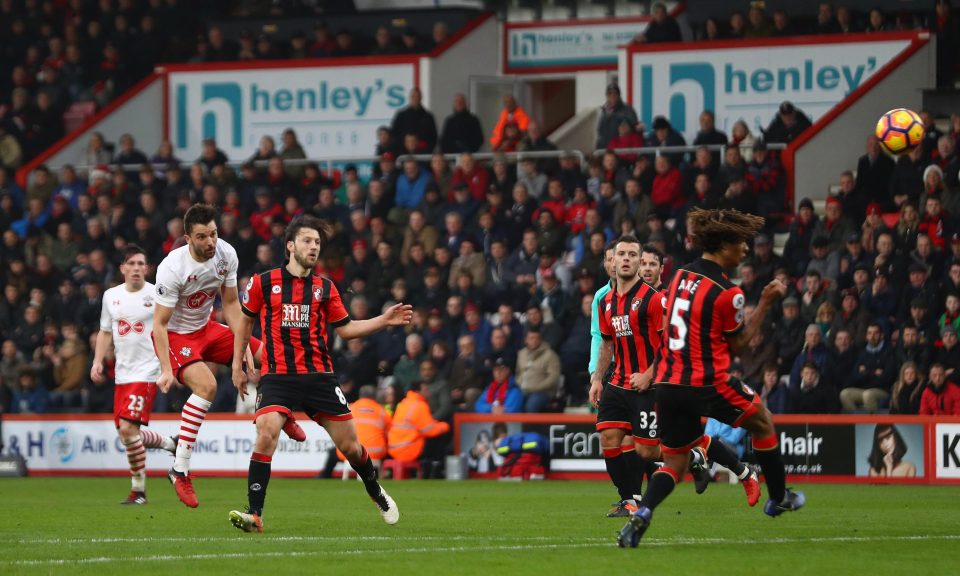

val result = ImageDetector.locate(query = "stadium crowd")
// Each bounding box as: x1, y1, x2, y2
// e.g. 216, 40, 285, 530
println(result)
1, 1, 960, 436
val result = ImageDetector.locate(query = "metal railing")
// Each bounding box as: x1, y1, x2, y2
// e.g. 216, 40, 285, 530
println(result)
592, 142, 788, 158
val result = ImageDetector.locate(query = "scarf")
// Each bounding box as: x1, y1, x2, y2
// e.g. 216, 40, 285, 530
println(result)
486, 379, 510, 405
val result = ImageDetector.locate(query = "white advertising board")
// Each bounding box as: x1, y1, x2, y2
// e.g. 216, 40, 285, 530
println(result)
935, 423, 960, 480
628, 36, 912, 143
1, 417, 334, 474
168, 62, 416, 161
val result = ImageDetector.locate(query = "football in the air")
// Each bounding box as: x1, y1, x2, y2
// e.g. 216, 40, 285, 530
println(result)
875, 108, 925, 156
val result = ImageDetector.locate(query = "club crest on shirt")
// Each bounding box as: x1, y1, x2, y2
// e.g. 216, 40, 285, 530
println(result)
180, 347, 192, 357
313, 286, 323, 301
142, 295, 153, 308
215, 258, 227, 278
631, 298, 641, 311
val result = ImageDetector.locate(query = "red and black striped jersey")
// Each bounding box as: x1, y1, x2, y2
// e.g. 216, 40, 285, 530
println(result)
597, 279, 664, 388
241, 267, 350, 376
654, 258, 745, 387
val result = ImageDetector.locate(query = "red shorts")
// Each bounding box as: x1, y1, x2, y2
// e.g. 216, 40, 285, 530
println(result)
159, 321, 263, 381
114, 382, 157, 427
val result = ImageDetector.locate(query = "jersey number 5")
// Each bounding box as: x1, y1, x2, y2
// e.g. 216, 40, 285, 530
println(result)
668, 297, 691, 351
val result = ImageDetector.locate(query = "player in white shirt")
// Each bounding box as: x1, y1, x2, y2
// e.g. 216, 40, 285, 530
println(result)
152, 204, 304, 508
90, 244, 176, 505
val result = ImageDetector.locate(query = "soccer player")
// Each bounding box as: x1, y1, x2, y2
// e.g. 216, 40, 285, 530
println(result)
619, 208, 805, 548
638, 244, 760, 497
591, 236, 662, 516
90, 244, 176, 504
152, 203, 304, 508
228, 215, 408, 532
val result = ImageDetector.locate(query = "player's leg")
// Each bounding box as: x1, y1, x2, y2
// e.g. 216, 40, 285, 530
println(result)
117, 418, 148, 503
230, 411, 284, 533
321, 416, 399, 525
711, 378, 804, 516
695, 434, 760, 505
629, 390, 661, 492
598, 384, 644, 512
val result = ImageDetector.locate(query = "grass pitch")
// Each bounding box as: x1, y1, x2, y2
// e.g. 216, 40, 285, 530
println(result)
1, 478, 958, 575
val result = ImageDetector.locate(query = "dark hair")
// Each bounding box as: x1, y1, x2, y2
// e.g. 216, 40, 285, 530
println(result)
641, 243, 664, 265
284, 215, 331, 259
120, 243, 147, 264
604, 239, 619, 254
867, 424, 908, 474
183, 203, 218, 234
687, 207, 765, 254
616, 234, 641, 249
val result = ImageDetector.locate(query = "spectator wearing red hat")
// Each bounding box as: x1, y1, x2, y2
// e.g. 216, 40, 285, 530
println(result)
813, 196, 855, 252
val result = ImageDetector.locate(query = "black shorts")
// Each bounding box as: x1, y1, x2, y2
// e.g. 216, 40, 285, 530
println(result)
255, 373, 353, 423
596, 384, 659, 445
654, 378, 760, 454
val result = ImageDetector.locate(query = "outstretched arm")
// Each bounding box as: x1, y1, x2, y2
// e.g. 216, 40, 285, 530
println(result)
335, 303, 414, 340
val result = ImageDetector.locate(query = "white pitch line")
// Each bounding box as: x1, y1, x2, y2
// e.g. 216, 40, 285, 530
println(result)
8, 535, 574, 545
3, 534, 959, 567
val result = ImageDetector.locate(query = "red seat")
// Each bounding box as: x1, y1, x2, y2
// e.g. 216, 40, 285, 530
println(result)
381, 459, 420, 480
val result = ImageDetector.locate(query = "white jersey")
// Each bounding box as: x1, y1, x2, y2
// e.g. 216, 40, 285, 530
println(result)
154, 239, 239, 334
99, 283, 161, 384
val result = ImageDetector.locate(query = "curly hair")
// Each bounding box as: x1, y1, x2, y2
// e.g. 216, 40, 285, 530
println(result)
687, 207, 765, 254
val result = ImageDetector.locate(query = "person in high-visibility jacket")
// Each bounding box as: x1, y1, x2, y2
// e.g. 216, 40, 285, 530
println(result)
338, 385, 392, 464
387, 381, 450, 463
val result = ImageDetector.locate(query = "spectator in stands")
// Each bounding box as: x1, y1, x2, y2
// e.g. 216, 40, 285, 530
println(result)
790, 323, 830, 389
490, 94, 529, 150
649, 116, 686, 166
759, 363, 788, 414
474, 357, 523, 414
783, 198, 818, 277
816, 197, 856, 253
198, 138, 227, 171
789, 361, 836, 414
515, 327, 560, 413
638, 2, 682, 43
370, 25, 398, 55
651, 155, 683, 218
774, 296, 805, 372
833, 287, 868, 345
941, 293, 960, 334
887, 147, 925, 213
815, 3, 841, 34
728, 120, 756, 163
728, 11, 747, 38
439, 93, 483, 154
113, 133, 147, 168
718, 145, 747, 189
842, 323, 897, 413
933, 325, 960, 379
393, 334, 426, 391
693, 110, 728, 160
518, 121, 559, 175
889, 361, 924, 415
830, 327, 859, 383
745, 141, 784, 218
395, 156, 431, 211
854, 134, 895, 215
747, 233, 782, 285
800, 268, 831, 323
494, 122, 522, 153
763, 101, 812, 145
896, 323, 931, 373
450, 153, 490, 202
745, 5, 774, 38
390, 88, 437, 154
919, 363, 960, 415
865, 8, 891, 33
10, 366, 49, 414
596, 84, 639, 151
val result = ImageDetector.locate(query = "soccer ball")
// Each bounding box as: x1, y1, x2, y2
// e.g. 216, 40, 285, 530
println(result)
875, 108, 924, 156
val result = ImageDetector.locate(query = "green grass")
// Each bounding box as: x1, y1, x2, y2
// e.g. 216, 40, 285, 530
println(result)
1, 478, 958, 575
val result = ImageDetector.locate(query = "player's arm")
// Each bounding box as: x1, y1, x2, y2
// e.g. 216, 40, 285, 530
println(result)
335, 302, 413, 340
728, 279, 785, 355
231, 312, 256, 400
90, 299, 114, 384
590, 338, 613, 407
153, 303, 177, 392
220, 284, 246, 339
588, 289, 604, 374
90, 330, 113, 384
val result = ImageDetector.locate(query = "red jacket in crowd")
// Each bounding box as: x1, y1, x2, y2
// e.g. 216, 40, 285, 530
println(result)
919, 382, 960, 415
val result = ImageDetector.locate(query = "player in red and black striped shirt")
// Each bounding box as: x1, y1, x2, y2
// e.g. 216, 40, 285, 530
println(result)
591, 236, 663, 513
229, 215, 412, 532
619, 208, 805, 549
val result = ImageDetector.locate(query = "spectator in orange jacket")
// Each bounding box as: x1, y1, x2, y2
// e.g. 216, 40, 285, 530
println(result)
920, 363, 960, 415
338, 385, 392, 465
387, 381, 451, 462
490, 95, 530, 149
